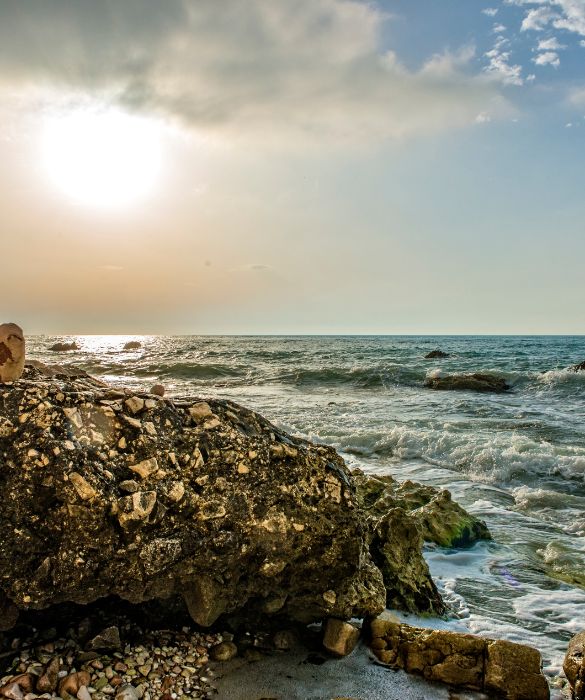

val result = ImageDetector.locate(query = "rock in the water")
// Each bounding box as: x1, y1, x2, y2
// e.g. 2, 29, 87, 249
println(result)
369, 619, 549, 700
572, 361, 585, 372
425, 372, 510, 393
49, 341, 79, 352
0, 364, 398, 629
123, 341, 142, 350
0, 323, 25, 383
564, 631, 585, 699
424, 350, 449, 359
150, 384, 165, 397
323, 618, 360, 657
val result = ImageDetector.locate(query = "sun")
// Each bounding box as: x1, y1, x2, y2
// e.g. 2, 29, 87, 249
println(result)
41, 106, 162, 209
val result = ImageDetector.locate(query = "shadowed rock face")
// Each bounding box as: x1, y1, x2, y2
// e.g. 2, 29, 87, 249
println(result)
0, 323, 25, 383
425, 373, 510, 393
564, 631, 585, 700
0, 364, 402, 630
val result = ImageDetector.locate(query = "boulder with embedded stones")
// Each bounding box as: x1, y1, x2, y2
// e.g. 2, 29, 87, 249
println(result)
0, 323, 25, 383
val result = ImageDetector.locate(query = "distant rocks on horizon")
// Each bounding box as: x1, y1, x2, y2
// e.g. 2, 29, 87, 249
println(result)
49, 341, 79, 352
0, 323, 25, 383
424, 349, 450, 359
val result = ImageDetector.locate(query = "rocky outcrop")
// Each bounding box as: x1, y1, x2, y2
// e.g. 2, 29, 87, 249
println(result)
0, 363, 428, 631
424, 350, 449, 359
353, 471, 490, 549
369, 619, 549, 700
425, 372, 510, 393
0, 323, 25, 383
564, 631, 585, 699
49, 341, 80, 352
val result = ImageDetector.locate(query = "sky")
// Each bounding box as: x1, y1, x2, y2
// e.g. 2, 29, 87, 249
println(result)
0, 0, 584, 335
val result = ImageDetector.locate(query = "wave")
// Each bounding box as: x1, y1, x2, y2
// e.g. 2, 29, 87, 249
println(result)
135, 362, 247, 380
273, 365, 423, 389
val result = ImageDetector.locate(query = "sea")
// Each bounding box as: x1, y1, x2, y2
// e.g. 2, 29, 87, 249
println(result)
28, 335, 585, 682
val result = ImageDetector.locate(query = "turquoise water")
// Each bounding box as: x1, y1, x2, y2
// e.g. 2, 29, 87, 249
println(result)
29, 335, 585, 679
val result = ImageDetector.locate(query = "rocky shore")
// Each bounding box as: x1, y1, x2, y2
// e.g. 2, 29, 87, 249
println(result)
0, 357, 560, 699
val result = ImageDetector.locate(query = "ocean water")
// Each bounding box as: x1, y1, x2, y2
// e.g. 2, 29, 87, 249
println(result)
29, 335, 585, 680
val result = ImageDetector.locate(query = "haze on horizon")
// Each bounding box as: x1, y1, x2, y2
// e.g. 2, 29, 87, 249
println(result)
1, 0, 584, 336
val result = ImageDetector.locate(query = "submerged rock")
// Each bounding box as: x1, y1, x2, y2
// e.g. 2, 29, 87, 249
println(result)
425, 372, 510, 393
0, 323, 25, 383
564, 631, 585, 699
369, 619, 549, 699
49, 341, 79, 352
572, 361, 585, 372
424, 350, 449, 359
0, 363, 399, 629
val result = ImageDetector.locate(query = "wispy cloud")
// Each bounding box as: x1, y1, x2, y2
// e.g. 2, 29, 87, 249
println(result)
0, 0, 511, 144
483, 8, 499, 16
533, 50, 561, 66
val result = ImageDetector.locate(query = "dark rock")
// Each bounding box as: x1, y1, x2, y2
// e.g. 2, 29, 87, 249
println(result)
424, 350, 449, 359
37, 656, 61, 693
572, 361, 585, 372
123, 341, 141, 350
564, 631, 585, 699
369, 619, 549, 699
425, 373, 510, 393
85, 625, 121, 651
150, 384, 165, 397
210, 641, 238, 661
49, 342, 79, 352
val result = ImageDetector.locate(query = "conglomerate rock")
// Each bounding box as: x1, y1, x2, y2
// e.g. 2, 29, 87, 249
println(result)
369, 619, 550, 700
0, 363, 399, 630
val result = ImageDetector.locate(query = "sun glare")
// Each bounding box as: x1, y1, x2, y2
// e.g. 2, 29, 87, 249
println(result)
41, 107, 162, 209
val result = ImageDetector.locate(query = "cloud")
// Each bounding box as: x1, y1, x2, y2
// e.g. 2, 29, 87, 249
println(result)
484, 49, 524, 85
568, 86, 585, 104
537, 36, 566, 49
512, 1, 585, 37
483, 8, 499, 16
533, 50, 561, 65
0, 0, 511, 143
493, 23, 508, 32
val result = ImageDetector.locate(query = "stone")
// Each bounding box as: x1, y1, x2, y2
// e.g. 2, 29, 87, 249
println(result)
76, 687, 92, 700
424, 349, 449, 359
69, 472, 97, 502
572, 361, 585, 372
36, 657, 60, 693
0, 323, 25, 383
272, 629, 297, 650
58, 672, 91, 699
368, 620, 549, 699
124, 397, 145, 415
129, 458, 158, 480
0, 683, 23, 700
210, 641, 238, 662
425, 373, 510, 393
188, 402, 214, 422
86, 626, 122, 652
115, 685, 139, 700
322, 619, 360, 657
49, 342, 79, 352
123, 341, 141, 350
564, 631, 585, 700
150, 385, 165, 397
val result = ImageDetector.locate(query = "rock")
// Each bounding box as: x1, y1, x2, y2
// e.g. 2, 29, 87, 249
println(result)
86, 626, 121, 651
76, 687, 92, 700
572, 361, 585, 372
272, 629, 297, 650
6, 676, 33, 694
123, 341, 141, 350
36, 657, 60, 693
150, 384, 165, 397
124, 397, 145, 415
210, 641, 238, 661
49, 342, 79, 352
0, 324, 25, 383
424, 350, 449, 359
425, 372, 510, 393
368, 620, 549, 699
564, 631, 585, 699
0, 683, 23, 700
322, 619, 360, 657
0, 365, 398, 628
115, 685, 140, 700
58, 672, 91, 699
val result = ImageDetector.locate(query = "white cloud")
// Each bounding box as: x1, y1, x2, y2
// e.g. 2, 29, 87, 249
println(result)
475, 111, 492, 122
483, 8, 499, 16
0, 0, 511, 144
494, 23, 508, 32
533, 50, 561, 65
537, 36, 566, 49
512, 0, 585, 37
568, 86, 585, 104
484, 49, 524, 85
521, 7, 556, 31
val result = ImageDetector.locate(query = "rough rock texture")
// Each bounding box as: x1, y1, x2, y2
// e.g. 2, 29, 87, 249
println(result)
322, 618, 360, 657
424, 350, 449, 359
564, 631, 585, 699
425, 373, 510, 393
0, 363, 406, 630
353, 471, 490, 549
0, 323, 25, 383
369, 619, 549, 700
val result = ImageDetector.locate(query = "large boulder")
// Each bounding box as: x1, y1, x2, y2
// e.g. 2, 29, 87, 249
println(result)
425, 373, 510, 393
0, 323, 25, 383
564, 631, 585, 699
0, 364, 412, 630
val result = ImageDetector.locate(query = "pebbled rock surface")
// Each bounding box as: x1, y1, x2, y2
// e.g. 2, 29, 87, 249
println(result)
425, 372, 510, 393
0, 364, 405, 630
369, 619, 550, 700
